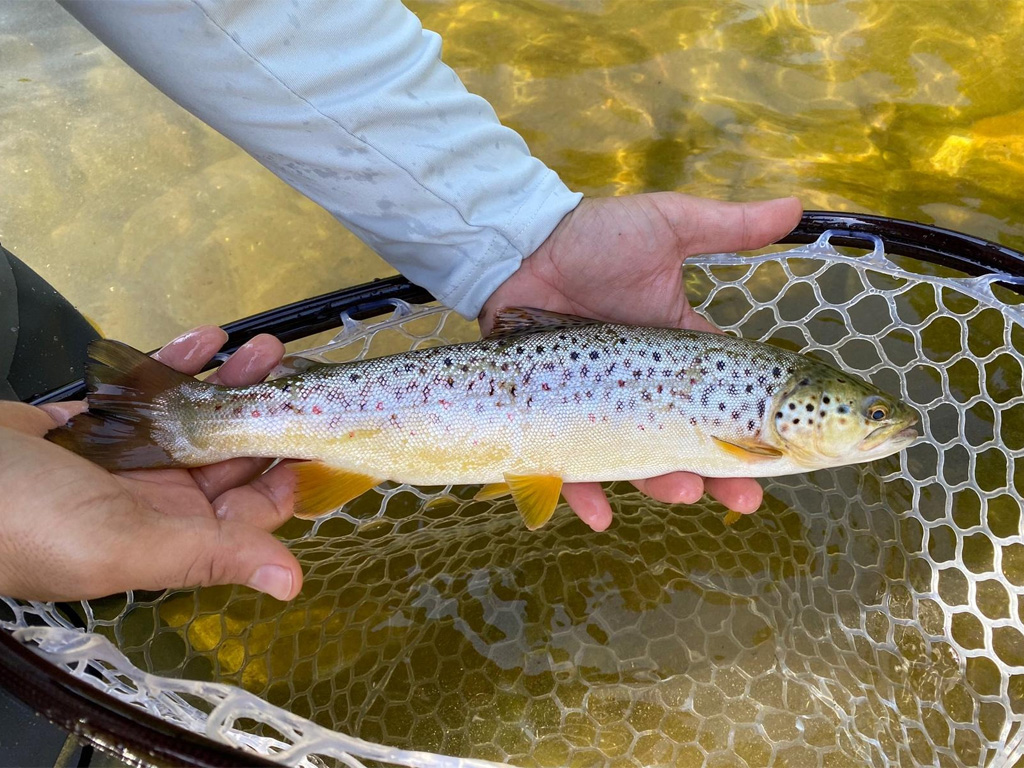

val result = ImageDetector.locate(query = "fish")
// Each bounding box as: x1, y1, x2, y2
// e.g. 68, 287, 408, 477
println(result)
47, 308, 919, 529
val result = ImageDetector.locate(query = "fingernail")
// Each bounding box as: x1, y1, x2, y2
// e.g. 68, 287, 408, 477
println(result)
247, 565, 293, 601
155, 329, 204, 363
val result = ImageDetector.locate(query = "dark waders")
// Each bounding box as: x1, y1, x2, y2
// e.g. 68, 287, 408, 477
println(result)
0, 243, 99, 402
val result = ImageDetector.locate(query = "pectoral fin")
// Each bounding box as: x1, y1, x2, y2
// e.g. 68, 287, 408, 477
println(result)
723, 510, 744, 526
505, 474, 563, 530
291, 461, 383, 519
712, 436, 784, 462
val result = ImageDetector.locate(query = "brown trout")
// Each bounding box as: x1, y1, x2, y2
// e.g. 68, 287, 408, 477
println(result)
48, 308, 919, 529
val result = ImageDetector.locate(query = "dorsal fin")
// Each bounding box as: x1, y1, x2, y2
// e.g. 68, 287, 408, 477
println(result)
488, 307, 600, 339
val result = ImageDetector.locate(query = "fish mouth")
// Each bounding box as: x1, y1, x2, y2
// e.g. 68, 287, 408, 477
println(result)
860, 421, 919, 451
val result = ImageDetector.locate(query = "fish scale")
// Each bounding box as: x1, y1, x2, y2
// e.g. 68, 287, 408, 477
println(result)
48, 308, 918, 528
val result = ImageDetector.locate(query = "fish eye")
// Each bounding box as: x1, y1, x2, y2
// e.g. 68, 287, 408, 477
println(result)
868, 404, 889, 421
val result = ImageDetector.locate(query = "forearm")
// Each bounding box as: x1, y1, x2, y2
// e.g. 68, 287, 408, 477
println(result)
59, 0, 581, 318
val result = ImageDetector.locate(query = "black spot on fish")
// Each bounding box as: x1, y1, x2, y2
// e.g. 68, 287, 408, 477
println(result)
808, 419, 813, 425
570, 351, 579, 361
590, 351, 599, 360
820, 410, 826, 417
652, 352, 661, 362
350, 374, 360, 382
758, 402, 766, 417
444, 357, 452, 367
793, 418, 800, 424
772, 367, 782, 378
745, 384, 754, 394
776, 412, 783, 419
806, 404, 814, 412
823, 396, 831, 404
838, 405, 849, 414
732, 411, 740, 420
800, 378, 810, 386
788, 403, 796, 410
747, 420, 756, 430
716, 360, 725, 371
719, 402, 726, 411
689, 416, 698, 426
701, 391, 710, 406
536, 345, 545, 354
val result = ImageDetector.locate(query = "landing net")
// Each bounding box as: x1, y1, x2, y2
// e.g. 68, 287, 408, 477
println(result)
3, 231, 1023, 767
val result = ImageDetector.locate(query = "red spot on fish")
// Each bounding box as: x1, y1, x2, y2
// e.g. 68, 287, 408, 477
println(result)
541, 382, 551, 391
312, 405, 322, 415
214, 405, 222, 412
507, 413, 514, 421
618, 380, 625, 387
376, 402, 384, 410
588, 413, 596, 423
251, 410, 261, 418
438, 399, 452, 409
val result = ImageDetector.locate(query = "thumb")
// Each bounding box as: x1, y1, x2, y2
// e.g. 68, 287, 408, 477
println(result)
661, 194, 803, 256
128, 515, 303, 600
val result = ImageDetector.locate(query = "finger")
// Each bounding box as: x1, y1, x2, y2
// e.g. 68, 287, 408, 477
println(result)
0, 401, 61, 437
191, 457, 275, 501
212, 462, 296, 532
703, 476, 764, 515
562, 482, 613, 532
665, 195, 803, 256
37, 401, 89, 426
206, 334, 285, 386
152, 325, 228, 374
125, 513, 303, 600
631, 472, 705, 505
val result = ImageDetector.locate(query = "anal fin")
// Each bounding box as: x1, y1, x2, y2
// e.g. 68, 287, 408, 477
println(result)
291, 461, 382, 519
723, 510, 744, 526
505, 474, 563, 530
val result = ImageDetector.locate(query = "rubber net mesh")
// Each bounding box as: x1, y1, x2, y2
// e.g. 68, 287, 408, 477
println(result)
3, 232, 1023, 768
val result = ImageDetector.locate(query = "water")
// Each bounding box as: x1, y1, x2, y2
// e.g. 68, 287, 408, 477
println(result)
2, 1, 1024, 766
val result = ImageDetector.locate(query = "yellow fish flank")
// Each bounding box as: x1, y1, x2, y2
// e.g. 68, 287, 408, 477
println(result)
49, 309, 919, 529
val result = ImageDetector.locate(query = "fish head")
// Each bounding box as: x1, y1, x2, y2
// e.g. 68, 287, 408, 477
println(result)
768, 366, 919, 468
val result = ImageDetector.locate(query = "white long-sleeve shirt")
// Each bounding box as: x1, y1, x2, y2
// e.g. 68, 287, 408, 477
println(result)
59, 0, 582, 318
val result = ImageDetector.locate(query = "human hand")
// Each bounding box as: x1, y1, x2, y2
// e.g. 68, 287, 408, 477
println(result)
480, 192, 803, 531
0, 327, 302, 602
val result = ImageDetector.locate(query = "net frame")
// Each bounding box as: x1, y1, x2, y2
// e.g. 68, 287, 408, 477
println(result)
1, 214, 1023, 768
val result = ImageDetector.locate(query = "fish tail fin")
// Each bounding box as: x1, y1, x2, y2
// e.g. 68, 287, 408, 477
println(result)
46, 339, 200, 470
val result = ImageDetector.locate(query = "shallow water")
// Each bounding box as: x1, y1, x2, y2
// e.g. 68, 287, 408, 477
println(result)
1, 0, 1023, 348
